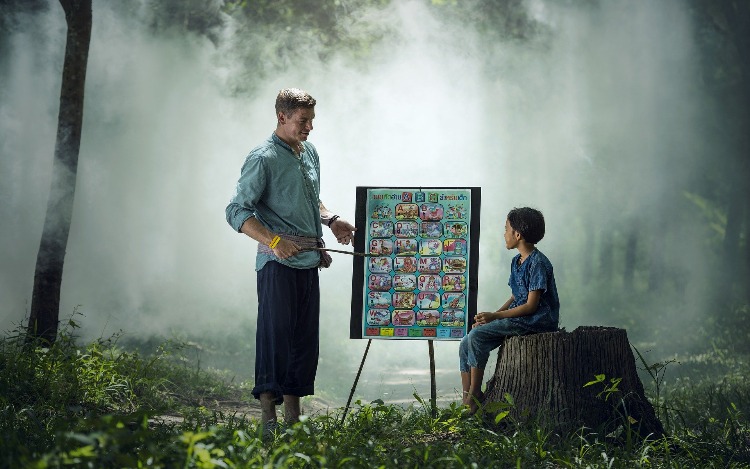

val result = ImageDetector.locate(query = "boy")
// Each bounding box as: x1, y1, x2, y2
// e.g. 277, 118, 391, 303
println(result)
459, 207, 560, 413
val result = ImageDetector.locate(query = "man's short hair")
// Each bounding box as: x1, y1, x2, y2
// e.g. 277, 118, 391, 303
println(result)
507, 207, 545, 244
275, 88, 316, 117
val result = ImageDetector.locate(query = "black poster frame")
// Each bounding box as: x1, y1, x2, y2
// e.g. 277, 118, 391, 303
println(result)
349, 186, 481, 340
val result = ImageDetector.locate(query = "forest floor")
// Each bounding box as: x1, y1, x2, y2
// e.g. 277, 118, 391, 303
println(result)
151, 394, 340, 426
153, 365, 460, 426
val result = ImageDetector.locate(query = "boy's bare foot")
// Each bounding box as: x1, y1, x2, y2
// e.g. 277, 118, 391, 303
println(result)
466, 391, 485, 415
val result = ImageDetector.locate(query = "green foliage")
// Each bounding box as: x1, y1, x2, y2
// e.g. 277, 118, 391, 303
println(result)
3, 319, 750, 467
428, 0, 545, 43
584, 374, 623, 401
0, 315, 239, 465
146, 0, 226, 41
712, 303, 750, 355
683, 190, 728, 241
480, 392, 514, 425
218, 0, 395, 94
130, 0, 548, 95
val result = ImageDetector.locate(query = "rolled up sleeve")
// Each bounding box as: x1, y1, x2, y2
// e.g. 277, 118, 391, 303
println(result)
225, 155, 266, 232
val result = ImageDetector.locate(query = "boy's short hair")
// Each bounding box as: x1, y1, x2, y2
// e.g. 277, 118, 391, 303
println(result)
507, 207, 545, 244
275, 88, 316, 117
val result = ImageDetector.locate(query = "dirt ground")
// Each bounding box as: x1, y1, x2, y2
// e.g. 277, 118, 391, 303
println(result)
151, 395, 337, 426
151, 363, 461, 427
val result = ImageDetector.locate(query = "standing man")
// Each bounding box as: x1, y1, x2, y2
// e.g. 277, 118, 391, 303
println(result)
225, 88, 356, 431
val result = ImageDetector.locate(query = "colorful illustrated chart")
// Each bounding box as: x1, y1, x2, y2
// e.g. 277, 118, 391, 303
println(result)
350, 187, 480, 341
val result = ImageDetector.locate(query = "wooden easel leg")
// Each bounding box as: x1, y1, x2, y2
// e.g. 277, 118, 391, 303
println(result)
429, 339, 437, 417
340, 339, 372, 425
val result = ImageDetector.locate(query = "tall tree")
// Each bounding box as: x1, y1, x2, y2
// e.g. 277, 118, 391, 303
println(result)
27, 0, 92, 343
715, 1, 750, 291
692, 0, 750, 293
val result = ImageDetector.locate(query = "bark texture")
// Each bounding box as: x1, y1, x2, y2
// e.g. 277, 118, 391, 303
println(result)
483, 326, 664, 438
27, 0, 92, 343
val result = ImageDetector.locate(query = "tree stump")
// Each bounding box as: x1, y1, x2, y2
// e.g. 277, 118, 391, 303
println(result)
482, 326, 664, 438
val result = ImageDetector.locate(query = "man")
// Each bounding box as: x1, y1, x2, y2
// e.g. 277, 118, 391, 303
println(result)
225, 88, 356, 431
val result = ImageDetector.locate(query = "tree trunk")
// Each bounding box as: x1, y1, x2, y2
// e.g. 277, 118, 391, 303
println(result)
715, 0, 750, 298
483, 326, 664, 438
27, 0, 92, 343
598, 237, 613, 283
647, 220, 663, 293
623, 228, 637, 291
581, 228, 594, 287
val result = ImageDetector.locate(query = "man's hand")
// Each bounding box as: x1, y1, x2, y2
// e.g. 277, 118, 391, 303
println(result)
331, 219, 356, 245
272, 238, 300, 259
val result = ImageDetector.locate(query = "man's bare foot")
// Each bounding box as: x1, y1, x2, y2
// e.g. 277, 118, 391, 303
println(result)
261, 419, 279, 441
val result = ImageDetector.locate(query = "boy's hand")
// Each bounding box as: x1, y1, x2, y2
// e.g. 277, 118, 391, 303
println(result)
474, 311, 495, 326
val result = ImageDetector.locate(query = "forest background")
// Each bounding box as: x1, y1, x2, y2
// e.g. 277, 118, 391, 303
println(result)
1, 0, 748, 407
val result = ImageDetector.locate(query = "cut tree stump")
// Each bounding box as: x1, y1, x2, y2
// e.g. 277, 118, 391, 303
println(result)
482, 326, 664, 438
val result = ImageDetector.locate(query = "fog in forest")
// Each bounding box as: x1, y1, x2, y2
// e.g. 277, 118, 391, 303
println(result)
1, 0, 745, 406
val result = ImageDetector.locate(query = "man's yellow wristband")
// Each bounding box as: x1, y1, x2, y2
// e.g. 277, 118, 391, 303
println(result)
269, 235, 281, 249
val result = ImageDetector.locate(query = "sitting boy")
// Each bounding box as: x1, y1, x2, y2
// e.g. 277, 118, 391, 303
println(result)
459, 207, 560, 413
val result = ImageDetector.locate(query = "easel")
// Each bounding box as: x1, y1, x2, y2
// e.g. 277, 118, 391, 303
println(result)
340, 338, 438, 425
343, 187, 480, 424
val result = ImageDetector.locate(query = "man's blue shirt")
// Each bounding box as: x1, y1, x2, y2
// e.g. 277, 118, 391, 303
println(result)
225, 133, 323, 270
506, 249, 560, 332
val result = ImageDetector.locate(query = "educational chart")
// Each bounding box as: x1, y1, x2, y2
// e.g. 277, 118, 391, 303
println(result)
350, 187, 481, 340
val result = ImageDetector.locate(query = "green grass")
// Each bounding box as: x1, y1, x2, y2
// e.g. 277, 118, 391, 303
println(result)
2, 318, 749, 468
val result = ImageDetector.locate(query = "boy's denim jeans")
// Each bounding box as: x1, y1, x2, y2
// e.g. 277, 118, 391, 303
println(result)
459, 319, 530, 372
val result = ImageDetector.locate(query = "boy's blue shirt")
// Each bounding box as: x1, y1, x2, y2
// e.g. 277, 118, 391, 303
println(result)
225, 133, 323, 271
506, 249, 560, 332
